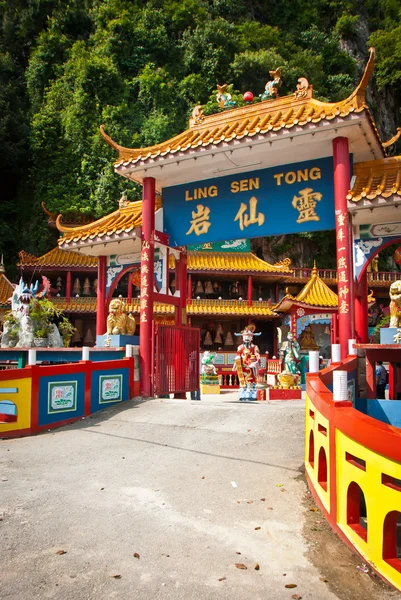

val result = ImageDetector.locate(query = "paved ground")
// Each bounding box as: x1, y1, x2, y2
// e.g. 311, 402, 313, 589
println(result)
0, 393, 363, 599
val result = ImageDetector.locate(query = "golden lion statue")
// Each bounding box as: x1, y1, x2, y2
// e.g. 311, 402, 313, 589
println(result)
389, 280, 401, 328
106, 298, 136, 336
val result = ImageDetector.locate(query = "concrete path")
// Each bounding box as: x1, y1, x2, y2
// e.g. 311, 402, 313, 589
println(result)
0, 393, 338, 599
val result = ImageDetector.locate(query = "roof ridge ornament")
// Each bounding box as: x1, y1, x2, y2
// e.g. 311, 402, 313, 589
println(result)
216, 84, 237, 109
294, 77, 310, 99
342, 46, 375, 108
260, 68, 282, 101
383, 127, 401, 149
189, 105, 205, 127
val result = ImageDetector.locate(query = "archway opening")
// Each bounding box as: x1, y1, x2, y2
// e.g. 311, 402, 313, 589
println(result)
383, 510, 401, 573
318, 446, 327, 491
309, 430, 315, 468
347, 481, 367, 541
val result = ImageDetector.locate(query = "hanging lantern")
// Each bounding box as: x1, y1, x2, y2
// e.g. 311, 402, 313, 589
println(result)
83, 278, 91, 296
394, 247, 401, 265
195, 281, 203, 294
214, 331, 223, 345
203, 331, 213, 346
224, 331, 234, 346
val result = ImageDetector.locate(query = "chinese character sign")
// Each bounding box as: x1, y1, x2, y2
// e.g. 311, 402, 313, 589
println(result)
162, 157, 336, 246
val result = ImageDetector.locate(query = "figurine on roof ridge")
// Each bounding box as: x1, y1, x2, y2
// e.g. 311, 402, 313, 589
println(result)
216, 84, 236, 109
260, 68, 282, 101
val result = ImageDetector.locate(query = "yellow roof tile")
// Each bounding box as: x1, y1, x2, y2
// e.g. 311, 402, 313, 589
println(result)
347, 155, 401, 202
0, 272, 13, 306
18, 248, 98, 269
101, 49, 381, 166
275, 263, 338, 310
295, 266, 338, 307
57, 198, 162, 245
187, 299, 275, 317
188, 252, 291, 274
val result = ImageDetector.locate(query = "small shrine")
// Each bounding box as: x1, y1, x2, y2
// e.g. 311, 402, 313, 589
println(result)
274, 262, 338, 357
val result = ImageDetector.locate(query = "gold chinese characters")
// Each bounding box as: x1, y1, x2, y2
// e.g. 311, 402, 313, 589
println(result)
292, 188, 322, 223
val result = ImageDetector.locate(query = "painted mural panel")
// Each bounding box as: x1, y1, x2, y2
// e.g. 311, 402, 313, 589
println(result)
99, 375, 123, 403
48, 381, 77, 413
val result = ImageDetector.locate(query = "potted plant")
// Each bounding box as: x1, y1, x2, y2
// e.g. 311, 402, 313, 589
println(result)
58, 317, 77, 347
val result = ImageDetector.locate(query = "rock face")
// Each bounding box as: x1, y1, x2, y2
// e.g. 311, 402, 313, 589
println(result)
16, 314, 34, 348
48, 324, 63, 348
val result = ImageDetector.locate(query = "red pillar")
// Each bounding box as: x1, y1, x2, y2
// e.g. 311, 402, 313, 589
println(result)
354, 269, 368, 343
247, 275, 253, 307
333, 137, 353, 358
140, 177, 155, 397
187, 273, 192, 305
127, 271, 133, 302
66, 270, 71, 302
96, 256, 107, 336
179, 249, 187, 325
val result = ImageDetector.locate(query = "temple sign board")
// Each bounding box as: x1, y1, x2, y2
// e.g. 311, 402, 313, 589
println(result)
163, 157, 336, 246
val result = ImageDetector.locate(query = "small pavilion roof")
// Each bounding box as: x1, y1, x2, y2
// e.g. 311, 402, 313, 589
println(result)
57, 198, 162, 255
274, 263, 338, 312
99, 48, 389, 189
18, 248, 97, 269
0, 271, 14, 307
187, 252, 291, 274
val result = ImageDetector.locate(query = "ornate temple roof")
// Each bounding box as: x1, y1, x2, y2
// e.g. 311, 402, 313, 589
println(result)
18, 248, 97, 269
187, 299, 275, 317
187, 252, 291, 274
57, 197, 162, 255
347, 155, 401, 203
275, 263, 338, 311
100, 48, 386, 188
0, 272, 13, 307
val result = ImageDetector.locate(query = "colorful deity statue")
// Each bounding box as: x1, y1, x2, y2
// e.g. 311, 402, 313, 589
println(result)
216, 84, 237, 109
260, 68, 282, 101
233, 324, 261, 401
201, 350, 217, 376
278, 331, 301, 389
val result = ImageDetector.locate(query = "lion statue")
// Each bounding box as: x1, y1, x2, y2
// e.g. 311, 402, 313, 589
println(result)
106, 298, 136, 336
389, 280, 401, 328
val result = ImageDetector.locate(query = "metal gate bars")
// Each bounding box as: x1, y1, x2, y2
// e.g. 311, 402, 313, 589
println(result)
153, 324, 200, 396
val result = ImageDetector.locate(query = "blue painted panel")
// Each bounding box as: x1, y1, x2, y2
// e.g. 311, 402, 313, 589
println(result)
0, 400, 17, 415
90, 368, 130, 414
163, 157, 335, 247
356, 399, 401, 429
380, 328, 401, 345
0, 349, 126, 364
38, 372, 85, 426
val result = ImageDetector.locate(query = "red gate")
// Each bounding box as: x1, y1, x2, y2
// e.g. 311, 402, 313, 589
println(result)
153, 324, 200, 395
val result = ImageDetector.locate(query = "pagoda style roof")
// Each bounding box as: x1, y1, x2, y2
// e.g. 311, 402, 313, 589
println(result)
347, 153, 401, 226
0, 272, 14, 307
275, 263, 338, 312
100, 48, 386, 189
348, 155, 401, 203
57, 198, 162, 255
188, 252, 291, 274
18, 248, 97, 269
188, 299, 276, 317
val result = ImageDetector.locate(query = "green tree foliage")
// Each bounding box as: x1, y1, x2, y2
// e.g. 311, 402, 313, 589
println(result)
0, 0, 400, 271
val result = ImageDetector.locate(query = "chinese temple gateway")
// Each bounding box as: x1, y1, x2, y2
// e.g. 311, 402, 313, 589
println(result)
54, 47, 401, 398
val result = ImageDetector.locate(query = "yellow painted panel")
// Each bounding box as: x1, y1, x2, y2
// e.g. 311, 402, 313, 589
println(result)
0, 377, 32, 434
305, 395, 330, 512
336, 430, 401, 590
